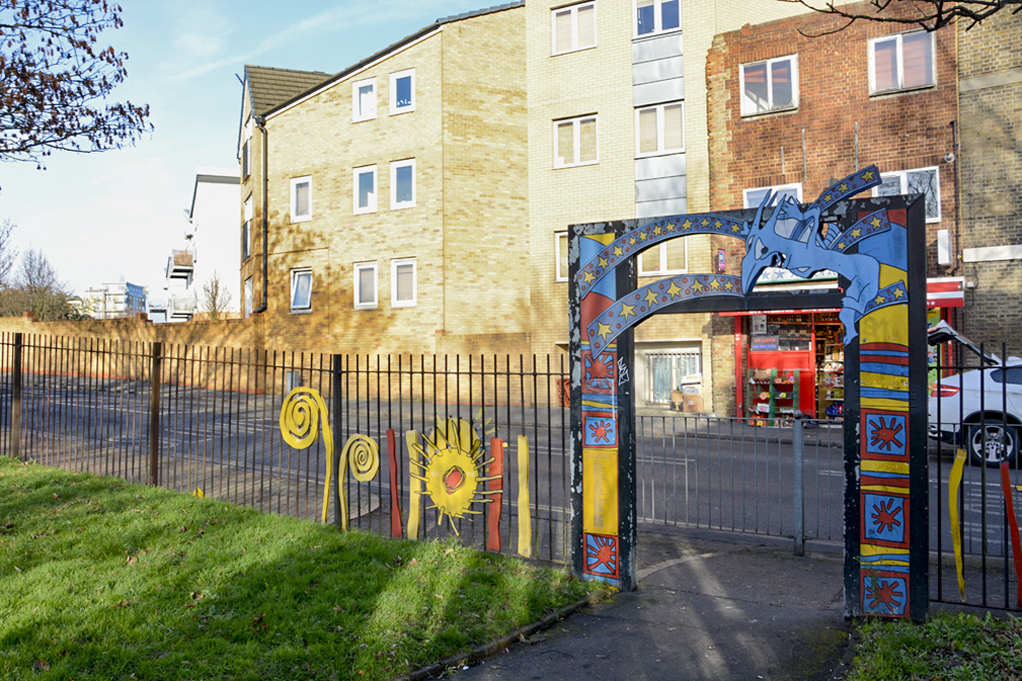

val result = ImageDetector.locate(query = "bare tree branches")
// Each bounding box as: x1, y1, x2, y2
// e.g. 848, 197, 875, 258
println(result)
778, 0, 1022, 34
0, 246, 80, 320
0, 0, 151, 167
201, 271, 233, 321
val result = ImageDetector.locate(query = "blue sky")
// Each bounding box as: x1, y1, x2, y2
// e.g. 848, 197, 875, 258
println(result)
0, 0, 489, 298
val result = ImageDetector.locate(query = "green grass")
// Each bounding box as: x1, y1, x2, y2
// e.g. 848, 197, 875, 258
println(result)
847, 612, 1022, 680
0, 456, 600, 680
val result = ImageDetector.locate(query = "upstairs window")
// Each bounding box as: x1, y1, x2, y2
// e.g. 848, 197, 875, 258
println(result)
555, 231, 569, 282
353, 165, 377, 214
874, 167, 941, 222
242, 195, 253, 260
352, 77, 376, 121
635, 0, 680, 37
390, 69, 415, 114
241, 117, 252, 179
638, 239, 687, 276
741, 55, 798, 116
391, 258, 417, 308
244, 277, 253, 318
290, 269, 312, 313
554, 115, 598, 168
354, 262, 377, 310
391, 159, 416, 209
636, 101, 683, 156
290, 176, 311, 223
743, 183, 802, 209
870, 31, 935, 94
553, 2, 596, 54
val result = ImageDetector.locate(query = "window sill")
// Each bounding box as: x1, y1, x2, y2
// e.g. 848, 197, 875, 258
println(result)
290, 308, 313, 315
740, 106, 798, 119
290, 215, 312, 224
353, 208, 377, 215
354, 304, 378, 311
352, 115, 377, 123
869, 84, 936, 98
551, 44, 597, 57
635, 148, 684, 160
391, 202, 416, 210
554, 160, 599, 170
632, 27, 682, 42
390, 107, 415, 116
391, 301, 417, 309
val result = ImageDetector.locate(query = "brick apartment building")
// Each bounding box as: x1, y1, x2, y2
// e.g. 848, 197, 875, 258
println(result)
237, 3, 529, 357
705, 2, 960, 417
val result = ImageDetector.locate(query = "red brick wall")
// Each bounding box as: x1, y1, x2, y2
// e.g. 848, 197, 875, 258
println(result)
706, 2, 959, 413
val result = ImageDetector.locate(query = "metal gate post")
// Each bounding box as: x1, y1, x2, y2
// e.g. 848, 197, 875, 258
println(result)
12, 333, 22, 461
793, 411, 805, 556
332, 354, 344, 529
149, 342, 162, 486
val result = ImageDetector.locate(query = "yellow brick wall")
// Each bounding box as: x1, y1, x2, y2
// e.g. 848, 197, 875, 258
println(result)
249, 7, 527, 358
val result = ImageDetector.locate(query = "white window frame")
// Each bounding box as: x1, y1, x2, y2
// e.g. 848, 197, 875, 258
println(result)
352, 77, 377, 122
634, 0, 681, 38
868, 31, 936, 95
740, 55, 799, 116
353, 165, 377, 214
290, 176, 311, 223
353, 261, 378, 310
743, 182, 803, 209
635, 101, 684, 157
244, 277, 253, 318
873, 167, 941, 223
290, 268, 313, 313
242, 195, 253, 260
240, 117, 252, 180
390, 159, 416, 209
391, 257, 417, 308
552, 1, 596, 55
554, 115, 598, 169
555, 231, 569, 282
390, 69, 415, 115
638, 239, 688, 277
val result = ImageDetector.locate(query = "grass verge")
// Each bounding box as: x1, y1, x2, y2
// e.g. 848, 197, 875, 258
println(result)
846, 611, 1022, 680
0, 456, 601, 680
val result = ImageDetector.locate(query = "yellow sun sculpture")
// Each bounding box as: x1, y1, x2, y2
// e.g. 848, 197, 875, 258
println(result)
408, 418, 501, 534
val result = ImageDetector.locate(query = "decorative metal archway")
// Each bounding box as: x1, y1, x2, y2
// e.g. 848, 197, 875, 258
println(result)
568, 167, 929, 621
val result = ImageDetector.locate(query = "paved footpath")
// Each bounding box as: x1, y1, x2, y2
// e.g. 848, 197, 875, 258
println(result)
453, 528, 852, 681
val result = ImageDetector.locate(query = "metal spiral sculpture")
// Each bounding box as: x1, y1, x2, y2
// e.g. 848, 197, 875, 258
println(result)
279, 387, 334, 524
279, 386, 381, 530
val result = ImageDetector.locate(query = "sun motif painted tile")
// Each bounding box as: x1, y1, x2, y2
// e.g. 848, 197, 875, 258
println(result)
863, 411, 908, 458
862, 492, 909, 547
861, 572, 908, 617
584, 415, 617, 447
584, 532, 619, 578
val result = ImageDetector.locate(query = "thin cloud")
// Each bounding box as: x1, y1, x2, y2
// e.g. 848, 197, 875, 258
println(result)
171, 0, 463, 82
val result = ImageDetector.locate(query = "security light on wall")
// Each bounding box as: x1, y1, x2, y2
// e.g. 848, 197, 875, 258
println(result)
937, 229, 952, 266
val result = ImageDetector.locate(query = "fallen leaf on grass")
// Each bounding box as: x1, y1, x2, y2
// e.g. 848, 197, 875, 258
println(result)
445, 548, 454, 555
112, 600, 130, 608
126, 556, 138, 566
33, 660, 49, 671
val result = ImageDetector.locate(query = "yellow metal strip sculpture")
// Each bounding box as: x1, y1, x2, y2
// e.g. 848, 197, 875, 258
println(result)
407, 430, 422, 540
949, 448, 967, 601
517, 435, 532, 558
337, 434, 380, 531
279, 387, 334, 524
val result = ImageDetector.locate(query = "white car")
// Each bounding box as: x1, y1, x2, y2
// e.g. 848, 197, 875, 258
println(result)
927, 321, 1022, 466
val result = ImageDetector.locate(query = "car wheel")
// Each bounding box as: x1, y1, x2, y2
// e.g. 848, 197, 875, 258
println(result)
967, 421, 1020, 466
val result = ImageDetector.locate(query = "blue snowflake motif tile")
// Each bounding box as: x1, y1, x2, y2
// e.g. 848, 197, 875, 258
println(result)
864, 493, 907, 545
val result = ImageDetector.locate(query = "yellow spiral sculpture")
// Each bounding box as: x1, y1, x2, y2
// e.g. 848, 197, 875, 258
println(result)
279, 387, 334, 524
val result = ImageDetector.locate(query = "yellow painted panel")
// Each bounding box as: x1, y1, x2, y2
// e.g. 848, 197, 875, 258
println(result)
517, 435, 532, 558
861, 460, 910, 475
586, 233, 616, 246
861, 398, 910, 412
860, 372, 910, 392
406, 430, 422, 540
860, 544, 909, 557
583, 447, 618, 535
862, 485, 913, 495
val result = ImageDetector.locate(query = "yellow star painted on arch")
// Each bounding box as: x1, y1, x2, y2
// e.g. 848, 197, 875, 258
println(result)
613, 246, 623, 257
666, 222, 676, 232
732, 224, 742, 233
597, 322, 612, 340
691, 280, 704, 292
893, 287, 905, 299
838, 242, 847, 250
874, 295, 886, 305
682, 219, 693, 230
709, 278, 721, 290
851, 228, 862, 238
863, 169, 876, 181
870, 216, 883, 229
620, 302, 636, 319
840, 183, 849, 192
724, 280, 735, 291
653, 226, 662, 236
645, 289, 659, 306
701, 218, 710, 227
599, 256, 609, 268
714, 220, 723, 230
667, 281, 683, 297
824, 194, 833, 202
583, 271, 595, 283
639, 232, 648, 241
629, 237, 637, 245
